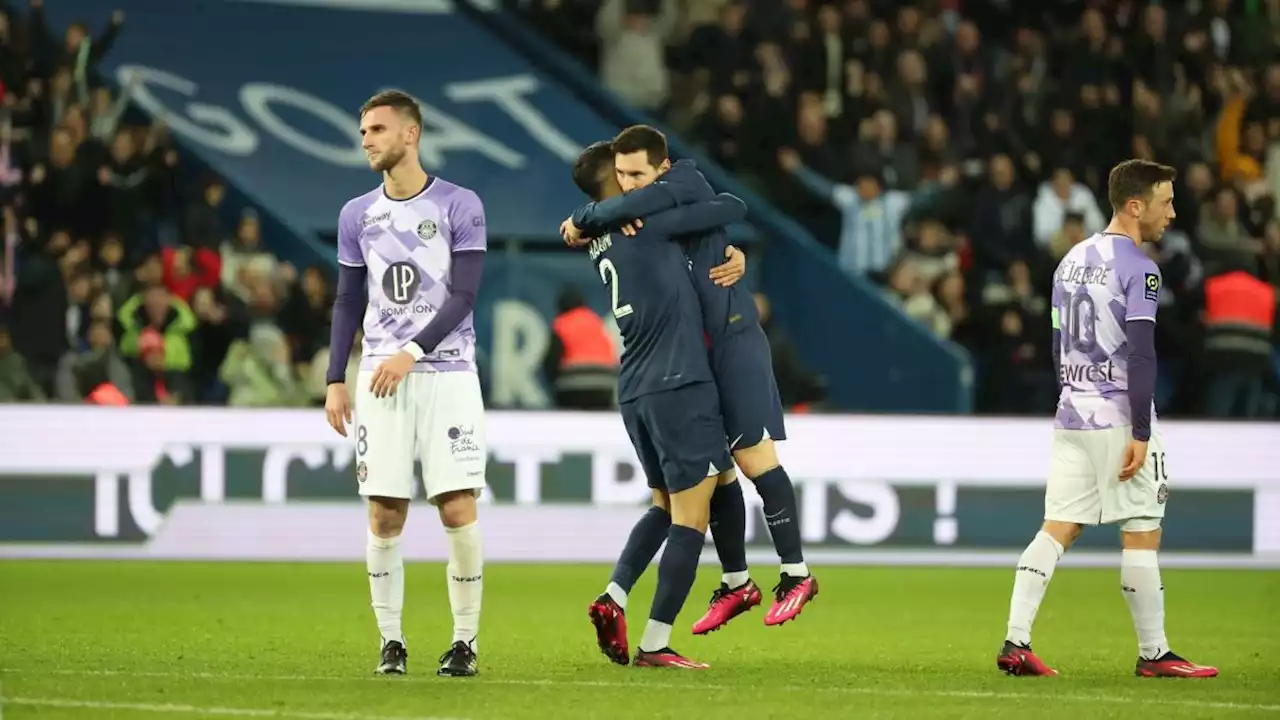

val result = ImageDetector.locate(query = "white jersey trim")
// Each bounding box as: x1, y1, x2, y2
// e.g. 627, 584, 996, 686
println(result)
1127, 316, 1156, 323
337, 259, 366, 267
453, 247, 486, 253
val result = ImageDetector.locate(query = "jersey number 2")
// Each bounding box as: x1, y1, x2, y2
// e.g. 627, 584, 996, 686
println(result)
598, 259, 634, 319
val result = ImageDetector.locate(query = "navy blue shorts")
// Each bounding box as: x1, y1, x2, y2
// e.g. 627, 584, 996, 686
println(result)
711, 325, 787, 450
620, 381, 733, 494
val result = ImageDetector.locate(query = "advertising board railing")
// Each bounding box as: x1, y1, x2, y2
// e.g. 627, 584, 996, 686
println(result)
0, 407, 1275, 565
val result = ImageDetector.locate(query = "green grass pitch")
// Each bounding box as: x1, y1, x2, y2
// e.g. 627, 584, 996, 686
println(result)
1, 561, 1277, 719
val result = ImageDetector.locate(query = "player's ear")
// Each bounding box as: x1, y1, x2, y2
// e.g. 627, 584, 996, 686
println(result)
658, 158, 671, 173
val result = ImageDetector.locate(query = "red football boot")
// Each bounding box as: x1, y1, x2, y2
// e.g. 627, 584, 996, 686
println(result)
691, 580, 763, 635
997, 641, 1059, 677
764, 574, 818, 626
634, 647, 709, 669
588, 594, 629, 666
1135, 652, 1219, 678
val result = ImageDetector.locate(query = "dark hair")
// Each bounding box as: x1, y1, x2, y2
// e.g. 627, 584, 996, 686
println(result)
610, 125, 668, 165
1107, 159, 1177, 213
360, 90, 422, 127
571, 141, 615, 199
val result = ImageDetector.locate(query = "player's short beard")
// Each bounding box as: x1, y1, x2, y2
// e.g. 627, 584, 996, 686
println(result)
372, 145, 407, 173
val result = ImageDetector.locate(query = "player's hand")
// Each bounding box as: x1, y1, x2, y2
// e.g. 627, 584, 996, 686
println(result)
560, 217, 585, 246
370, 350, 415, 398
621, 219, 643, 236
1118, 439, 1149, 481
325, 383, 353, 437
709, 245, 746, 287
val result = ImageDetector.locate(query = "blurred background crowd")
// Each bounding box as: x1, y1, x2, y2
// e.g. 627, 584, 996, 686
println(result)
519, 0, 1280, 417
1, 0, 1278, 420
0, 1, 342, 408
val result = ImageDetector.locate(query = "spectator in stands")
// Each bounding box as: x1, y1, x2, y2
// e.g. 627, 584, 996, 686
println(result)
0, 323, 45, 402
279, 265, 333, 377
117, 283, 197, 376
1198, 259, 1279, 418
1198, 184, 1263, 276
186, 175, 227, 254
544, 285, 617, 410
1032, 167, 1105, 250
780, 148, 908, 278
161, 245, 220, 303
222, 209, 278, 300
970, 154, 1033, 273
132, 326, 192, 405
219, 323, 306, 408
189, 285, 249, 403
596, 0, 678, 113
55, 318, 132, 403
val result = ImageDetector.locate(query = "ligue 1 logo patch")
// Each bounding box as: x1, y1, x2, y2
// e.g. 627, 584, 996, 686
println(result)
1143, 273, 1160, 301
417, 219, 437, 240
1157, 483, 1168, 504
356, 461, 368, 483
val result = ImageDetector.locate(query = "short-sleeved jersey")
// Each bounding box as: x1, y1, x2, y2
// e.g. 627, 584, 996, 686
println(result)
1052, 232, 1161, 430
337, 177, 486, 373
586, 229, 713, 403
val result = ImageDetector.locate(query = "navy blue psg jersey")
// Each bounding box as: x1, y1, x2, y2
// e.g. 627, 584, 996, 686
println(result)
586, 230, 713, 403
680, 224, 759, 345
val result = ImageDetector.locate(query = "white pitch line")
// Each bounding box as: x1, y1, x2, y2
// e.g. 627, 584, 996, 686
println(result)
0, 697, 463, 720
1, 668, 1276, 713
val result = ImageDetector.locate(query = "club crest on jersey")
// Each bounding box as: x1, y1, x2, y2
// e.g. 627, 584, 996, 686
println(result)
417, 219, 437, 240
1157, 483, 1168, 504
356, 461, 368, 483
1143, 273, 1160, 301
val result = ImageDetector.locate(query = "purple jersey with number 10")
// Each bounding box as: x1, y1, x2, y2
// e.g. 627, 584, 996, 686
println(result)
337, 177, 486, 373
1052, 232, 1162, 431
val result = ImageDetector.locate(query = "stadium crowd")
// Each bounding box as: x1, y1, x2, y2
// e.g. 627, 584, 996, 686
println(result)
520, 0, 1280, 418
2, 0, 1277, 420
0, 2, 344, 407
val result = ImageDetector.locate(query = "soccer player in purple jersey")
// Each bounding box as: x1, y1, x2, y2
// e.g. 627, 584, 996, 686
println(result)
997, 160, 1218, 679
324, 91, 487, 678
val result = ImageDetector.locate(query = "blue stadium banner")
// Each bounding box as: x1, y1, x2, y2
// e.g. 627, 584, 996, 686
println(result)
42, 0, 621, 240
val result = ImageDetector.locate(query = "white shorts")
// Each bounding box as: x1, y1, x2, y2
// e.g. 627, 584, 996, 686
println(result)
1044, 426, 1168, 531
353, 370, 487, 504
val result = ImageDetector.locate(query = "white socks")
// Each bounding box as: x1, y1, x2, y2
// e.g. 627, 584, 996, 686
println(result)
781, 562, 809, 578
639, 620, 672, 653
605, 581, 628, 610
446, 522, 484, 651
1121, 548, 1168, 659
723, 571, 751, 589
367, 530, 405, 645
1005, 531, 1064, 646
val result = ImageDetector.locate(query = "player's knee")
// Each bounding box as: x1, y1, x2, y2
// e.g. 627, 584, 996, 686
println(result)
368, 496, 408, 537
732, 439, 778, 479
669, 474, 718, 532
1040, 520, 1083, 550
435, 490, 478, 529
715, 468, 738, 487
1120, 521, 1162, 548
